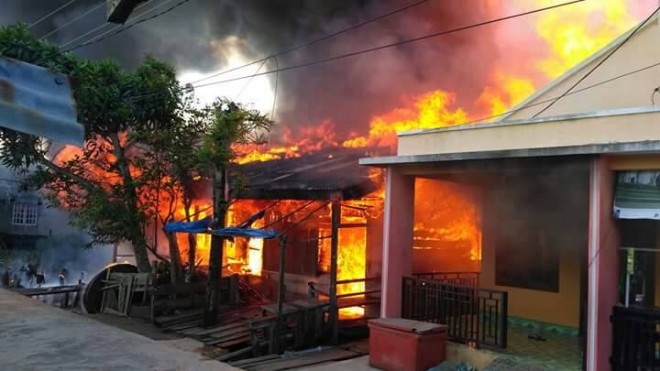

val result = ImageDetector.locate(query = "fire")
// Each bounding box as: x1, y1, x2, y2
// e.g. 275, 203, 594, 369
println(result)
414, 179, 481, 273
174, 201, 212, 267
527, 0, 641, 79
342, 91, 468, 150
46, 1, 650, 321
336, 225, 367, 318
477, 73, 537, 117
223, 200, 267, 275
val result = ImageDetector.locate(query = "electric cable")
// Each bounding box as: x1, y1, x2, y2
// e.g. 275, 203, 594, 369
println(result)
531, 5, 660, 117
28, 0, 79, 29
40, 1, 105, 40
127, 0, 584, 104
65, 0, 194, 52
453, 60, 660, 127
190, 0, 432, 85
58, 0, 157, 49
190, 0, 585, 89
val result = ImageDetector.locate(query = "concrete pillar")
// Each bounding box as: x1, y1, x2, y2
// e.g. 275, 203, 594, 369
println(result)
586, 157, 620, 371
380, 167, 415, 318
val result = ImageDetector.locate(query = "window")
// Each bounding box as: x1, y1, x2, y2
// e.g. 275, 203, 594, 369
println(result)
12, 202, 38, 226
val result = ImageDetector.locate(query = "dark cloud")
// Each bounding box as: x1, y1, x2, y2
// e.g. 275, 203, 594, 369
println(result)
0, 0, 536, 140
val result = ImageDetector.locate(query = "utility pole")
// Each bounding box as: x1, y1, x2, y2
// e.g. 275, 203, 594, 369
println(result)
203, 166, 228, 326
329, 200, 341, 344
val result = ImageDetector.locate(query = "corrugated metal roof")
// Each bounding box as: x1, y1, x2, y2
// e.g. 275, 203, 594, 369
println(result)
235, 150, 378, 200
0, 57, 84, 146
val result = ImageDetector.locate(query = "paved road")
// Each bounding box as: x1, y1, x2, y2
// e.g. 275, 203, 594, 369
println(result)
0, 288, 238, 371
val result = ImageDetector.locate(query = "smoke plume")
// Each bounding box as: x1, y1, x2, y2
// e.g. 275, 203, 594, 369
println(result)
1, 0, 655, 143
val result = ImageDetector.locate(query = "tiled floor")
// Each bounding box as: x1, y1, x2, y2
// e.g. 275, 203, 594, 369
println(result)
501, 324, 583, 370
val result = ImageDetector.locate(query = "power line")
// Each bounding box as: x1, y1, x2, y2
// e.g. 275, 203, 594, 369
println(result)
65, 0, 194, 52
234, 58, 269, 101
58, 21, 111, 49
191, 0, 584, 90
58, 0, 155, 49
127, 0, 583, 105
28, 0, 79, 29
40, 2, 105, 40
63, 0, 176, 50
269, 56, 280, 120
531, 5, 660, 117
454, 60, 660, 127
191, 0, 432, 85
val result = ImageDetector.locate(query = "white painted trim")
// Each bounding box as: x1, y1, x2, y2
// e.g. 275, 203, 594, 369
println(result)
587, 159, 601, 371
398, 105, 660, 137
380, 166, 393, 318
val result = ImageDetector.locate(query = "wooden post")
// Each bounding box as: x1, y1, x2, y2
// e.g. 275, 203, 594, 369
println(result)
203, 168, 228, 327
329, 200, 341, 344
276, 235, 287, 352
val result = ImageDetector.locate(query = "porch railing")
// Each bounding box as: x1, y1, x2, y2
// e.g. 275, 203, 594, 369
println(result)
611, 305, 660, 370
401, 276, 508, 349
413, 271, 480, 287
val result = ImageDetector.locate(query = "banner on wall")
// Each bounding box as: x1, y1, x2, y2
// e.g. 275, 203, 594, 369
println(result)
614, 171, 660, 220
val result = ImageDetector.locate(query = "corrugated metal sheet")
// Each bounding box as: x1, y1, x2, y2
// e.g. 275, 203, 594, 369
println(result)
0, 57, 83, 146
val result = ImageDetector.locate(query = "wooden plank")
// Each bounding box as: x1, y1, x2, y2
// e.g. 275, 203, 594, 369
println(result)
206, 327, 249, 340
210, 335, 251, 348
13, 285, 81, 296
204, 331, 250, 346
230, 354, 281, 367
248, 349, 361, 371
163, 321, 202, 332
180, 320, 247, 337
329, 201, 340, 345
154, 310, 202, 326
216, 346, 253, 362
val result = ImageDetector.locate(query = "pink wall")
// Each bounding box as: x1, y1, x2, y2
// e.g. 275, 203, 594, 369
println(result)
587, 157, 620, 371
380, 167, 415, 317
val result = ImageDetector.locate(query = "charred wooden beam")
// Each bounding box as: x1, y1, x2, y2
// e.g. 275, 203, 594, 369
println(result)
328, 200, 340, 344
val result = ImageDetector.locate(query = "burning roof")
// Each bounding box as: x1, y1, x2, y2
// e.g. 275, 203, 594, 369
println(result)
234, 150, 378, 200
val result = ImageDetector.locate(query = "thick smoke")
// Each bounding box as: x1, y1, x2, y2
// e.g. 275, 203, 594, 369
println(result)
0, 0, 525, 139
2, 1, 653, 142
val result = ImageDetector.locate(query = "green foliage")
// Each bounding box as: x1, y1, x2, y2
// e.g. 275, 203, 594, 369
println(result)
0, 24, 274, 271
196, 98, 273, 173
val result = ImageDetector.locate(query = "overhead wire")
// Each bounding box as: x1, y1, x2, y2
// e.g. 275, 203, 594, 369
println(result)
126, 0, 583, 105
39, 1, 105, 40
448, 59, 660, 127
234, 58, 270, 101
531, 5, 660, 117
190, 0, 584, 90
63, 0, 180, 50
28, 0, 79, 29
58, 0, 157, 49
65, 0, 194, 52
269, 56, 279, 120
190, 0, 432, 85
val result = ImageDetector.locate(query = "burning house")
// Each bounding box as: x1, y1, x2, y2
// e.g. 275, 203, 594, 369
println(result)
361, 13, 660, 371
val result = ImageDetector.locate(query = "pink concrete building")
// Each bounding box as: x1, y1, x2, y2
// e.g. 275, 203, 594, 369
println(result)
361, 15, 660, 371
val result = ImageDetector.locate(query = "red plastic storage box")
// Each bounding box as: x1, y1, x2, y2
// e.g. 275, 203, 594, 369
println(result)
369, 318, 447, 371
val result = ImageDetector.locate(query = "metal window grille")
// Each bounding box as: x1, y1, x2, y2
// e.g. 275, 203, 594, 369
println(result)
12, 202, 38, 226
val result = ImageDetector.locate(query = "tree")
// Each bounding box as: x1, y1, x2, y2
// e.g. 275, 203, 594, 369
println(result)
196, 99, 273, 325
0, 24, 183, 273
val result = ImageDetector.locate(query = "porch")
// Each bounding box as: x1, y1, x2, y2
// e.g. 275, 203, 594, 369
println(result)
373, 156, 589, 367
402, 274, 582, 370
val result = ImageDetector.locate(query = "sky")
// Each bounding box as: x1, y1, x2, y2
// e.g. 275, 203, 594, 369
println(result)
1, 0, 657, 143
